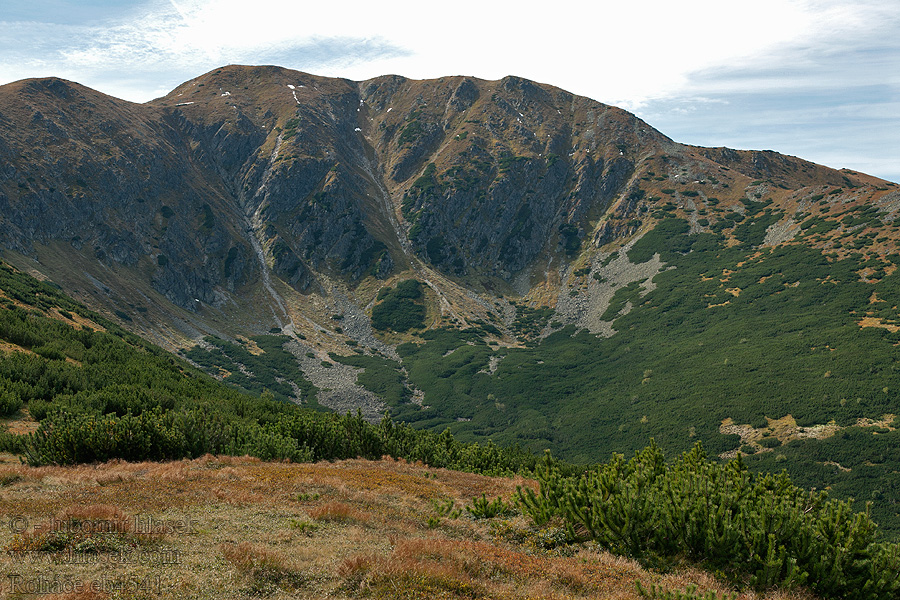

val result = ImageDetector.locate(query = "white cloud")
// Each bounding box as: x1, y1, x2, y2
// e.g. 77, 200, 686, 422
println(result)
0, 0, 844, 101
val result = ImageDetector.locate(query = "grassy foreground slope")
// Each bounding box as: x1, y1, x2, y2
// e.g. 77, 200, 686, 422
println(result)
0, 455, 815, 600
3, 260, 900, 599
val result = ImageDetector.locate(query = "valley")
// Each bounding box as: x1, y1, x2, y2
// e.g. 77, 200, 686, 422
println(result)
2, 65, 900, 539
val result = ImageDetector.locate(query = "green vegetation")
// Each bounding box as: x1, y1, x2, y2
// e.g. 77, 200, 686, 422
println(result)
411, 162, 439, 195
497, 153, 528, 173
371, 280, 426, 332
601, 281, 644, 320
402, 162, 444, 222
0, 382, 23, 416
510, 305, 553, 339
282, 117, 301, 140
330, 353, 409, 411
183, 335, 318, 404
6, 261, 900, 597
465, 494, 516, 519
341, 216, 900, 537
397, 111, 424, 146
628, 218, 693, 263
518, 443, 900, 599
0, 260, 544, 476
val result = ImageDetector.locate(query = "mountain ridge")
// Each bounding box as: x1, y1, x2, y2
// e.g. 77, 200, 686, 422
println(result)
4, 67, 900, 535
2, 65, 894, 349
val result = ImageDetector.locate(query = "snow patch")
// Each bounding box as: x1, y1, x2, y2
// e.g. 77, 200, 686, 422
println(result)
287, 84, 295, 89
220, 91, 231, 96
386, 107, 392, 112
354, 127, 362, 132
174, 102, 194, 106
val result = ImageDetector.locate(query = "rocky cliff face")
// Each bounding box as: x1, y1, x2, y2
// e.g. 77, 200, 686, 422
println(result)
0, 77, 257, 314
356, 74, 668, 277
0, 65, 894, 349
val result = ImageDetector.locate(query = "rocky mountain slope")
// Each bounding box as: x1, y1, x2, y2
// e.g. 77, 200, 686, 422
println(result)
4, 65, 900, 534
4, 65, 892, 351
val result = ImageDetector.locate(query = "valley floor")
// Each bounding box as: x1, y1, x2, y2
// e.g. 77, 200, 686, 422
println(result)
0, 455, 815, 600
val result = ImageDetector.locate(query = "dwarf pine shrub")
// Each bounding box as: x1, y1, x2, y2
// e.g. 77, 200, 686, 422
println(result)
518, 441, 900, 598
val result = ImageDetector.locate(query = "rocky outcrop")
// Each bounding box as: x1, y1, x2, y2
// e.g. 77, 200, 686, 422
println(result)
0, 83, 256, 311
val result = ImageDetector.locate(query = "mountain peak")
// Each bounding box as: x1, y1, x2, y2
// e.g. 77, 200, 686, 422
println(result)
1, 65, 897, 342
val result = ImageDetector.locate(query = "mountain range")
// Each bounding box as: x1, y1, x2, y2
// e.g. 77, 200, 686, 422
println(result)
2, 65, 900, 533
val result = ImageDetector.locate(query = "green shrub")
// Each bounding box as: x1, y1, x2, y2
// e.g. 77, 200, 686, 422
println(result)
518, 442, 900, 598
371, 280, 426, 332
0, 385, 22, 416
431, 497, 462, 519
0, 431, 26, 454
628, 218, 693, 263
465, 494, 517, 519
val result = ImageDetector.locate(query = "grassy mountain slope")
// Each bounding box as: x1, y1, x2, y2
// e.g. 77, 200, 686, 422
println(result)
0, 258, 539, 473
4, 260, 900, 599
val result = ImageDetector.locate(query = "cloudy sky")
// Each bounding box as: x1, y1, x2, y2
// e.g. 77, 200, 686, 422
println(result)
2, 0, 897, 182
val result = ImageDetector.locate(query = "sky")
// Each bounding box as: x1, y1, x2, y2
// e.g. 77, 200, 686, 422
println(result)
1, 0, 897, 182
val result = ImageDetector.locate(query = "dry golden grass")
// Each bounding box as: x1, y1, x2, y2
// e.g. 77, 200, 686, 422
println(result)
0, 407, 40, 435
0, 455, 822, 600
307, 501, 368, 524
39, 590, 110, 600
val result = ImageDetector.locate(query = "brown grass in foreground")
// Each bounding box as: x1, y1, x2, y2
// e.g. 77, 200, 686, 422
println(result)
0, 455, 819, 600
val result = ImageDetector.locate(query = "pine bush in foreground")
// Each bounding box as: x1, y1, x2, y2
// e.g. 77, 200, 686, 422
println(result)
518, 441, 900, 599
